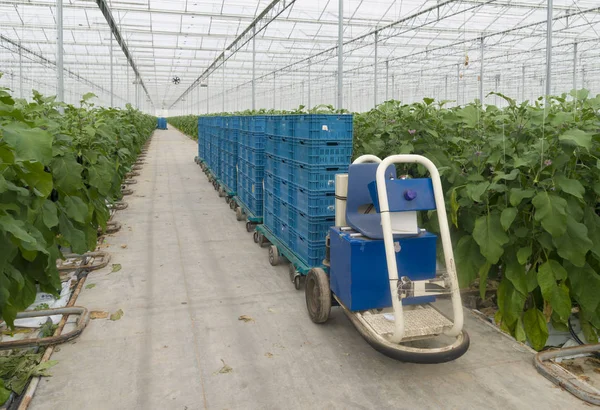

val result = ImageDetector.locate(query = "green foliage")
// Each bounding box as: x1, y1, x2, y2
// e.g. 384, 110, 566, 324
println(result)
353, 91, 600, 349
0, 86, 155, 326
168, 105, 349, 140
0, 350, 57, 396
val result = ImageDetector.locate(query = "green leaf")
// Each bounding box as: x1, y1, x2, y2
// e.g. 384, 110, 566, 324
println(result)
537, 261, 571, 323
509, 188, 535, 207
0, 215, 38, 247
478, 262, 491, 300
64, 196, 89, 224
523, 308, 549, 351
500, 208, 518, 231
109, 308, 124, 321
580, 310, 598, 344
532, 191, 567, 237
0, 379, 10, 405
51, 156, 83, 193
504, 257, 527, 296
449, 188, 459, 229
58, 213, 86, 254
465, 182, 489, 202
568, 263, 600, 313
497, 277, 526, 328
552, 215, 593, 267
0, 122, 53, 164
41, 201, 59, 229
515, 317, 527, 343
517, 246, 532, 265
583, 208, 600, 261
554, 175, 585, 199
17, 161, 53, 197
558, 128, 593, 150
455, 235, 486, 288
472, 213, 509, 264
111, 264, 122, 273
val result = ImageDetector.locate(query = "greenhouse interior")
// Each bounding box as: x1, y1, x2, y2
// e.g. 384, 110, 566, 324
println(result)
0, 0, 599, 409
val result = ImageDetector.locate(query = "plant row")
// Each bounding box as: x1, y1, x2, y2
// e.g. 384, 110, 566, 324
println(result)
0, 86, 156, 326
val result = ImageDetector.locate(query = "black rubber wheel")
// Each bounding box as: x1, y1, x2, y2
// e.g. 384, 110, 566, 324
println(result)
218, 188, 225, 197
225, 196, 231, 205
246, 221, 254, 233
236, 207, 244, 221
257, 232, 268, 247
289, 264, 297, 283
268, 245, 280, 266
253, 231, 259, 243
294, 275, 303, 290
305, 268, 331, 323
229, 200, 236, 210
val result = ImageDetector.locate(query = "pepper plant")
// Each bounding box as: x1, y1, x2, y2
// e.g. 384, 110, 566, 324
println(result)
354, 91, 600, 350
0, 85, 155, 327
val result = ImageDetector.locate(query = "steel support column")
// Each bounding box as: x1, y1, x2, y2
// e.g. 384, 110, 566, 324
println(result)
252, 26, 256, 111
337, 0, 343, 110
56, 0, 64, 103
545, 0, 553, 98
110, 34, 113, 107
572, 42, 577, 92
374, 31, 378, 108
479, 37, 484, 104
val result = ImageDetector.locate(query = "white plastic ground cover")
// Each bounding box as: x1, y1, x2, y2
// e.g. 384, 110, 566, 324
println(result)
13, 274, 76, 328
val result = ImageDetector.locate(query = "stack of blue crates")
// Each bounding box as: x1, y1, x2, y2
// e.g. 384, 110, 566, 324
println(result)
222, 116, 239, 193
237, 116, 266, 217
264, 114, 353, 267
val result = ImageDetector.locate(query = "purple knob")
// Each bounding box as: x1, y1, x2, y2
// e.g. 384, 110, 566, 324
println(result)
404, 189, 417, 201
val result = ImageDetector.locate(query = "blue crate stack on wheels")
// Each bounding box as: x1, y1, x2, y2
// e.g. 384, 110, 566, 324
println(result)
264, 114, 353, 267
236, 116, 266, 218
210, 117, 219, 178
197, 117, 206, 162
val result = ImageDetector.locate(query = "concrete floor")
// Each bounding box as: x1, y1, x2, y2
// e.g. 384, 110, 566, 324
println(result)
31, 128, 586, 410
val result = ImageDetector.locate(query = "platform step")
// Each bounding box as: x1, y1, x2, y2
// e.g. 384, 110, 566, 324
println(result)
359, 305, 453, 341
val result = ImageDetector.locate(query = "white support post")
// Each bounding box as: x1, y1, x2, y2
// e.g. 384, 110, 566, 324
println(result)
374, 31, 378, 108
252, 26, 256, 111
572, 42, 578, 92
479, 37, 484, 105
456, 64, 460, 106
545, 0, 553, 99
222, 58, 225, 112
110, 34, 114, 107
56, 0, 64, 103
522, 64, 526, 102
18, 41, 23, 99
391, 74, 395, 100
206, 77, 210, 114
337, 0, 343, 110
385, 60, 389, 102
444, 75, 448, 101
308, 62, 312, 109
273, 73, 276, 109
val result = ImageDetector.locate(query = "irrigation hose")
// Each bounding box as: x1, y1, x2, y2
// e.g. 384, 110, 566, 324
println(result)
567, 316, 600, 359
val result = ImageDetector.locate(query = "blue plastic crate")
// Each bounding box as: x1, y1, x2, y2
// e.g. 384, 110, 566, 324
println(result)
264, 190, 284, 218
292, 114, 353, 141
288, 184, 336, 217
264, 171, 292, 201
289, 163, 346, 192
266, 115, 294, 137
237, 158, 264, 182
288, 227, 326, 267
287, 205, 334, 242
291, 140, 352, 166
265, 135, 293, 159
240, 116, 251, 132
239, 131, 265, 150
251, 116, 267, 133
239, 188, 263, 217
265, 154, 291, 179
264, 208, 290, 244
238, 172, 263, 198
238, 145, 265, 167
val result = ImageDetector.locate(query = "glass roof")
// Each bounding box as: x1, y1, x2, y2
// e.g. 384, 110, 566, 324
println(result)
1, 0, 599, 114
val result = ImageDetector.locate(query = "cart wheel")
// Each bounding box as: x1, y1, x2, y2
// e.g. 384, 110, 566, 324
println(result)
289, 264, 297, 283
225, 196, 231, 205
268, 245, 280, 266
218, 188, 225, 198
257, 232, 268, 247
253, 231, 259, 243
236, 207, 244, 221
229, 200, 236, 210
305, 268, 331, 323
294, 275, 303, 290
246, 221, 254, 233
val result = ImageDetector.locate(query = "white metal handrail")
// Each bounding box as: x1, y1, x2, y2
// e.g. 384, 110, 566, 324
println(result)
375, 154, 463, 343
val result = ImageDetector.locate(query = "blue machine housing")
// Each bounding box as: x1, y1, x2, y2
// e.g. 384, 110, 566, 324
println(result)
329, 227, 437, 312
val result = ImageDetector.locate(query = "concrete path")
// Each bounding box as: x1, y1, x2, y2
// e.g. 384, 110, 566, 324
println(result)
31, 127, 586, 410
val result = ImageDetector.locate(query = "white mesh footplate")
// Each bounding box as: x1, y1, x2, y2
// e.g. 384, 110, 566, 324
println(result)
360, 305, 453, 341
